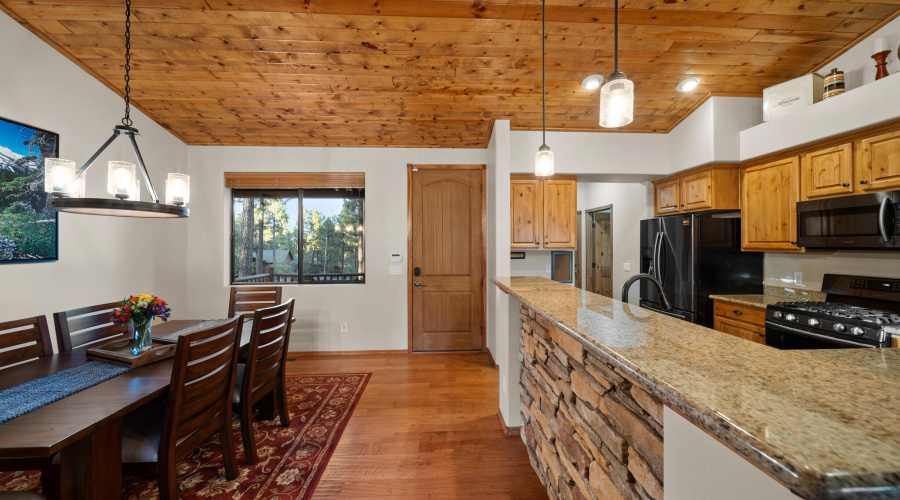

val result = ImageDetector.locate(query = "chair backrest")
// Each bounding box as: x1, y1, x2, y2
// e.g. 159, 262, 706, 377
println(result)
228, 286, 282, 319
162, 316, 243, 463
0, 316, 53, 369
241, 300, 295, 404
53, 302, 132, 352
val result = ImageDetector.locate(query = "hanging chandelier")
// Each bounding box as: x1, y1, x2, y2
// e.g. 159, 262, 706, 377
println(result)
534, 0, 555, 176
599, 0, 634, 128
45, 0, 189, 218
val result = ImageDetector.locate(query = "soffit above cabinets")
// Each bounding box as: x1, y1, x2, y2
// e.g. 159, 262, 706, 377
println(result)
2, 1, 898, 148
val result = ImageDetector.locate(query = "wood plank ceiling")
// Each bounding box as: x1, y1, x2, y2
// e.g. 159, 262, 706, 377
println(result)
1, 1, 899, 147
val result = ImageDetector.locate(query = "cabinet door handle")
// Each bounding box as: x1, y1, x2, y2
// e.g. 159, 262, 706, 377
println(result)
790, 241, 797, 245
759, 332, 765, 338
733, 310, 743, 316
842, 183, 850, 187
860, 180, 869, 185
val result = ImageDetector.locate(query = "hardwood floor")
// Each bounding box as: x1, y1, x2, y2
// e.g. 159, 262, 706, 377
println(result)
285, 352, 546, 499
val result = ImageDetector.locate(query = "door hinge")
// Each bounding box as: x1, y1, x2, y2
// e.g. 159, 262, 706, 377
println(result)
592, 222, 596, 228
480, 184, 483, 192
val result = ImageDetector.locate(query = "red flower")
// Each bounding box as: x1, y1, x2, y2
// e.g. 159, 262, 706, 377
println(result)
121, 314, 131, 322
123, 305, 132, 313
113, 310, 122, 317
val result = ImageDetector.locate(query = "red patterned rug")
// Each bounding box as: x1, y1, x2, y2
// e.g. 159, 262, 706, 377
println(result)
0, 373, 370, 499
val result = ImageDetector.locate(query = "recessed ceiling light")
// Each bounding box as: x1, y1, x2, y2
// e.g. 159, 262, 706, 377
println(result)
677, 77, 702, 92
581, 74, 604, 90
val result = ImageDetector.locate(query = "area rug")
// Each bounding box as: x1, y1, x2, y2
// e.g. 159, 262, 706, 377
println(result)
0, 373, 371, 499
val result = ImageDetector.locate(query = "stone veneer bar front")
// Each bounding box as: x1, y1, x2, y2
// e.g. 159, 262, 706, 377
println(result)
519, 303, 663, 500
493, 276, 900, 500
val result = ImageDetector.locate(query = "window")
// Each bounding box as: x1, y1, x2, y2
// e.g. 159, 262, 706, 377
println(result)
231, 188, 364, 284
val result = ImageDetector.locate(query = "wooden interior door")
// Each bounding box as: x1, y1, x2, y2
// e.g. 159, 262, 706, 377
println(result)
801, 143, 854, 200
591, 211, 613, 298
511, 178, 542, 248
409, 165, 485, 352
741, 158, 803, 252
859, 130, 900, 192
543, 179, 577, 249
681, 170, 713, 211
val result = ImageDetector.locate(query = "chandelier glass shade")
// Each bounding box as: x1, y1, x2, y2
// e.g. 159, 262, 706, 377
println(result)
598, 0, 635, 129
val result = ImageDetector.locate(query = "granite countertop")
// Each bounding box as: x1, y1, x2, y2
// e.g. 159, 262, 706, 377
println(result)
711, 285, 827, 309
493, 276, 900, 500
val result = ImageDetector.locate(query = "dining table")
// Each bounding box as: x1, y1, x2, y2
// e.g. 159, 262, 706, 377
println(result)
0, 319, 255, 500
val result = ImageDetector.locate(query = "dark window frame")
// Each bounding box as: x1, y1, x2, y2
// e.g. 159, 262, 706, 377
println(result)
229, 188, 366, 286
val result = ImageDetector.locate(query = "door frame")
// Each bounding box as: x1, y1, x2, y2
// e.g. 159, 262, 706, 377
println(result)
584, 204, 613, 295
406, 164, 487, 353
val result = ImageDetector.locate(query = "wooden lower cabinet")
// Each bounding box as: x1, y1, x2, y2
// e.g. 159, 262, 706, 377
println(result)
713, 301, 766, 344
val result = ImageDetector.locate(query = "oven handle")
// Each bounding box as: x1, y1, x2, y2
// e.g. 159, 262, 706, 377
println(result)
765, 321, 878, 348
878, 197, 892, 243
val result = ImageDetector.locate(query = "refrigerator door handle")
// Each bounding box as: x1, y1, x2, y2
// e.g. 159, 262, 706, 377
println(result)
656, 230, 667, 286
649, 232, 661, 279
642, 303, 688, 321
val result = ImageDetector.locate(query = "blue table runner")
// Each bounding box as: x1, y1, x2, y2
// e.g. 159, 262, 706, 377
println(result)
0, 361, 133, 424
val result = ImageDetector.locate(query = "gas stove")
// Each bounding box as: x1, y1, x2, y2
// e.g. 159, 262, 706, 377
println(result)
765, 275, 900, 349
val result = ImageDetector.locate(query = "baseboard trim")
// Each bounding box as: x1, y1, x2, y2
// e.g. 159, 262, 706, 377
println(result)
485, 347, 500, 369
497, 409, 521, 437
287, 349, 407, 357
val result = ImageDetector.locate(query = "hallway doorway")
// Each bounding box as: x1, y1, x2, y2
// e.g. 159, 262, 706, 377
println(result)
585, 206, 613, 298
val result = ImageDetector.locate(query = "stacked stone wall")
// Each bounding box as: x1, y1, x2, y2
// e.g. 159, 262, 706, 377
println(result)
518, 306, 664, 500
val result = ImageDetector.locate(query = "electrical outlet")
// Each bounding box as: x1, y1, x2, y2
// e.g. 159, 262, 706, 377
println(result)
501, 375, 507, 388
794, 272, 803, 285
623, 262, 631, 272
546, 264, 551, 273
340, 322, 348, 333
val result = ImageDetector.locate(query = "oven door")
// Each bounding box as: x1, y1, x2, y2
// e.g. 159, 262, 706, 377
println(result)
797, 191, 900, 249
765, 321, 881, 349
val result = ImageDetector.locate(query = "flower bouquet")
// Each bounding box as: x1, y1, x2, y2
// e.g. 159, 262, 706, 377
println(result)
112, 294, 171, 354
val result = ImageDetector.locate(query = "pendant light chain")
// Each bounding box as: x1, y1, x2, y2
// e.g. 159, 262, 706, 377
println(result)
614, 0, 619, 72
542, 0, 546, 147
122, 0, 133, 127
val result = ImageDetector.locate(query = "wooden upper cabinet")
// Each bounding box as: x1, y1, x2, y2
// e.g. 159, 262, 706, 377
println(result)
511, 179, 542, 249
681, 170, 713, 211
858, 129, 900, 192
741, 157, 803, 252
510, 175, 576, 250
801, 143, 854, 200
543, 179, 577, 249
652, 164, 739, 216
654, 178, 680, 216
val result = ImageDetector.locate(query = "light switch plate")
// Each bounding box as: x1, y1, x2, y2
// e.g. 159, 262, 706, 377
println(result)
389, 265, 403, 275
546, 264, 552, 273
623, 263, 631, 272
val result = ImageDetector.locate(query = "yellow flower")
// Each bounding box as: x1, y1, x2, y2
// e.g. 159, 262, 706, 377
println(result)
138, 294, 155, 301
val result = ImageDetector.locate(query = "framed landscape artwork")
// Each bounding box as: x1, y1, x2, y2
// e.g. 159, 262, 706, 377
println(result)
0, 116, 59, 263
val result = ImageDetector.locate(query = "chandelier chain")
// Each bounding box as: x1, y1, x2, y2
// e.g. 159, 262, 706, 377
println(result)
122, 0, 133, 127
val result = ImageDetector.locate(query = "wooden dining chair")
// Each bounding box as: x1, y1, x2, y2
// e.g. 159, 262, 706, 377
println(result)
0, 316, 53, 369
227, 286, 282, 320
234, 299, 295, 464
0, 316, 57, 500
119, 316, 243, 500
53, 302, 132, 352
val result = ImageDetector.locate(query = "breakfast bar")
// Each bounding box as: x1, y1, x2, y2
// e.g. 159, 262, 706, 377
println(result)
493, 276, 900, 500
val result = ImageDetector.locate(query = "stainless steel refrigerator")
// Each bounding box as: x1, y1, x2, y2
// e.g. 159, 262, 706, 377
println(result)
640, 213, 763, 327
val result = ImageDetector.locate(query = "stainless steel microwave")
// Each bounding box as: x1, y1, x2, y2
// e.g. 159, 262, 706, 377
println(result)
797, 190, 900, 250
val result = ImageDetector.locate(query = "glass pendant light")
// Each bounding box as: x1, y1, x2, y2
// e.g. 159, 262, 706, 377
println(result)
44, 159, 84, 198
46, 0, 188, 218
534, 0, 555, 177
599, 0, 634, 128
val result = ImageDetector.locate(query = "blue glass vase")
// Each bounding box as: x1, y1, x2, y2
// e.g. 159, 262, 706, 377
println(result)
131, 317, 154, 355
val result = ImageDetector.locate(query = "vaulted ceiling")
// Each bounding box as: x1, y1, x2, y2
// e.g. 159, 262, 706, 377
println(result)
2, 1, 899, 147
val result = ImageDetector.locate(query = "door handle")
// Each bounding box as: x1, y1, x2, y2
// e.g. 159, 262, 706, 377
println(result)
733, 309, 743, 316
414, 281, 424, 287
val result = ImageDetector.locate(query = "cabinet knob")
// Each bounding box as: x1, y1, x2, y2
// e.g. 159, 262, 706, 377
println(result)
681, 204, 685, 207
790, 241, 797, 245
860, 180, 869, 185
842, 183, 850, 187
760, 332, 765, 338
733, 310, 743, 316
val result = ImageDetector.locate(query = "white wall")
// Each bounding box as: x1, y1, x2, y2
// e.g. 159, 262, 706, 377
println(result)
510, 251, 552, 278
577, 181, 653, 303
817, 16, 900, 91
486, 120, 511, 361
765, 251, 900, 291
668, 96, 763, 173
185, 146, 487, 352
0, 14, 189, 348
509, 130, 668, 175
